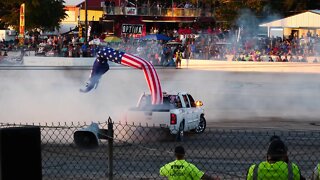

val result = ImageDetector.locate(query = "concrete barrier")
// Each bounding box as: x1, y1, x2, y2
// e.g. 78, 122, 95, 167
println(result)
18, 55, 320, 68
184, 55, 320, 63
23, 57, 95, 66
22, 56, 121, 67
181, 56, 320, 67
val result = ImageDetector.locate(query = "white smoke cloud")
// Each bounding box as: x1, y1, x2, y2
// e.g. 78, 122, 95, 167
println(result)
0, 68, 146, 125
1, 65, 320, 127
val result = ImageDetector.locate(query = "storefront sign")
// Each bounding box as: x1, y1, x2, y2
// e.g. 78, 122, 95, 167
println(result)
125, 7, 137, 15
122, 24, 143, 34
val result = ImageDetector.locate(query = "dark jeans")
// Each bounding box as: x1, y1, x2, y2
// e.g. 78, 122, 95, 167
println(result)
89, 59, 110, 82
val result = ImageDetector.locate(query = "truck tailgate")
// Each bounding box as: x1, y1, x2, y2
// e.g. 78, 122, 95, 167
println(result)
126, 110, 170, 126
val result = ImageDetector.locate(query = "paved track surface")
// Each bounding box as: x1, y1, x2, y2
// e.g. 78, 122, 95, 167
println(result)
1, 63, 320, 179
0, 63, 320, 130
40, 125, 320, 180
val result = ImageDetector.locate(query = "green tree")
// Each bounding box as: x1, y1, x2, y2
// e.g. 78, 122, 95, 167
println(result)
213, 0, 320, 28
0, 21, 5, 29
0, 0, 66, 31
214, 0, 272, 27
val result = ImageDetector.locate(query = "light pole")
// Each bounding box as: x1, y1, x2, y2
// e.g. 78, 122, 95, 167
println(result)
172, 0, 173, 16
85, 0, 88, 42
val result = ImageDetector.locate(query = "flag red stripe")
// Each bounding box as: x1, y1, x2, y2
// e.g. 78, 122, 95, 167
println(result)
122, 54, 155, 102
120, 60, 141, 69
136, 55, 162, 104
133, 55, 162, 104
144, 57, 162, 104
123, 56, 155, 103
121, 54, 162, 104
154, 70, 162, 103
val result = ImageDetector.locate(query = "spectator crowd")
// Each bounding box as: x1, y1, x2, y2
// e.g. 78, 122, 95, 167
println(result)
1, 26, 320, 65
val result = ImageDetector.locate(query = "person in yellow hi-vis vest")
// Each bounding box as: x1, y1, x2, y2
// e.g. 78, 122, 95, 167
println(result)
246, 137, 305, 180
175, 49, 183, 69
160, 146, 219, 180
311, 163, 320, 180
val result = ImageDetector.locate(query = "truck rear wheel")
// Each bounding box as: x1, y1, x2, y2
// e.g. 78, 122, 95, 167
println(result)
176, 121, 184, 142
195, 116, 206, 134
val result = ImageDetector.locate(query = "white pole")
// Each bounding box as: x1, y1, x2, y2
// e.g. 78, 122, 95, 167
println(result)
237, 27, 241, 42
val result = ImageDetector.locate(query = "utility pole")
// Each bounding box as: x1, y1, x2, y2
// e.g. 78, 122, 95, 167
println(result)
172, 0, 173, 16
85, 0, 88, 42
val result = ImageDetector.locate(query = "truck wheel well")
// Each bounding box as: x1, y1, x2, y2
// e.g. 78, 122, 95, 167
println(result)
181, 119, 185, 127
176, 120, 185, 142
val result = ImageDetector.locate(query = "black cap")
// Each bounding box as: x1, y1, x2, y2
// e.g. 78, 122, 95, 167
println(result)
174, 146, 185, 155
267, 139, 287, 156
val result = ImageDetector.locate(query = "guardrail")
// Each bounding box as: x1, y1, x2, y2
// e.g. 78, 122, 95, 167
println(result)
102, 6, 213, 17
1, 121, 320, 179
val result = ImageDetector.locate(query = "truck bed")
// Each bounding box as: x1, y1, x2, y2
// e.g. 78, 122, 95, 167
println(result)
126, 108, 171, 125
129, 105, 173, 112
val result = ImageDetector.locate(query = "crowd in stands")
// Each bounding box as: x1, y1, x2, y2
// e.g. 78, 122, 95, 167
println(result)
1, 26, 320, 64
104, 0, 213, 17
231, 30, 320, 62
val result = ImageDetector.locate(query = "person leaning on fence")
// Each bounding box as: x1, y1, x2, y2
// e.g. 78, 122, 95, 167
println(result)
159, 146, 219, 180
246, 137, 304, 180
311, 163, 320, 180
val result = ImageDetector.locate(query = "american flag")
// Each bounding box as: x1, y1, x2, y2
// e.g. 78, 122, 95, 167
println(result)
97, 47, 163, 104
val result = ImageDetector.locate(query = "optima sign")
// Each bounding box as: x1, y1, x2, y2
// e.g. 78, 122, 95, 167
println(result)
122, 24, 143, 34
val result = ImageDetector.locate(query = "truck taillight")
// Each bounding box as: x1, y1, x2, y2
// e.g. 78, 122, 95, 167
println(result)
170, 113, 177, 125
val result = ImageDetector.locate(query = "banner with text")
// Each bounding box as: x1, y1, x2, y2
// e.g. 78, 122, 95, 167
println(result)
122, 24, 143, 34
125, 7, 137, 15
19, 3, 25, 37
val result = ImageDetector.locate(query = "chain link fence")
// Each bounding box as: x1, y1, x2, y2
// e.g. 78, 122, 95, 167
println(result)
1, 120, 320, 180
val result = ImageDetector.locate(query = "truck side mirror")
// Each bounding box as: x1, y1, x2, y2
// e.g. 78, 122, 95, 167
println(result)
195, 101, 203, 107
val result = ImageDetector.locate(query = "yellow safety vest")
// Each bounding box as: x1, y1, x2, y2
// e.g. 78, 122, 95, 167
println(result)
176, 51, 182, 59
318, 163, 320, 180
160, 159, 204, 180
247, 161, 300, 180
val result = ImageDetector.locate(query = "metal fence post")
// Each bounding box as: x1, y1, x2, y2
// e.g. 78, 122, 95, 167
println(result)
108, 117, 114, 180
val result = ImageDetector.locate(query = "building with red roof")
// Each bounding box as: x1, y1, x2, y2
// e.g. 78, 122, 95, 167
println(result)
75, 0, 215, 38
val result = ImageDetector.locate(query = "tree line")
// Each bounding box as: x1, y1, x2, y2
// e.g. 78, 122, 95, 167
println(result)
0, 0, 66, 31
1, 0, 320, 32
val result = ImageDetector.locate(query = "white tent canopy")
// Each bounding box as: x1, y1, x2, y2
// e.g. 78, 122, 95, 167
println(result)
260, 10, 320, 28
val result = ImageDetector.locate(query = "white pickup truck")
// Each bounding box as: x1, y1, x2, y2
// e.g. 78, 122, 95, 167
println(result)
125, 92, 206, 141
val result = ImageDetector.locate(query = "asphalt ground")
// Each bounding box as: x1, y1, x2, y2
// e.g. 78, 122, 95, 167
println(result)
1, 62, 320, 179
40, 126, 320, 180
1, 63, 320, 130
